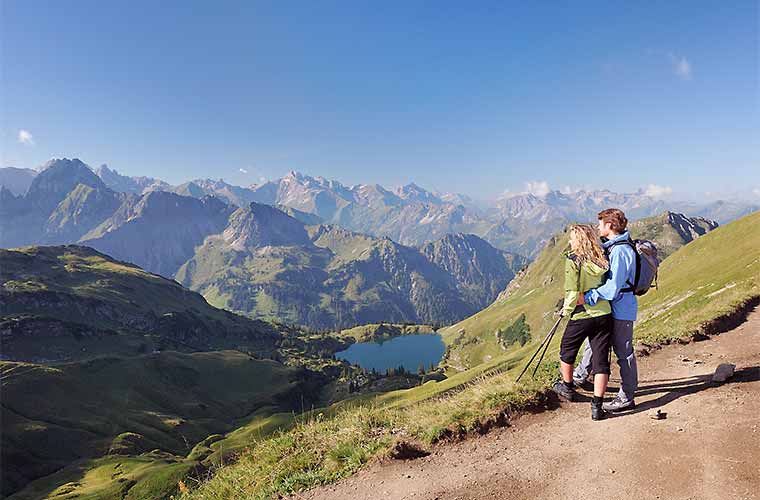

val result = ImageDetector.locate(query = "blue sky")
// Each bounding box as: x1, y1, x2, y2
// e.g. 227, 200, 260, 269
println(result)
2, 1, 758, 201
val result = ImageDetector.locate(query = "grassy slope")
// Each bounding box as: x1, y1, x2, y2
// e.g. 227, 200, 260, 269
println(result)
179, 344, 552, 500
1, 245, 283, 361
636, 209, 759, 342
3, 352, 300, 499
1, 245, 213, 319
2, 245, 346, 500
179, 210, 759, 499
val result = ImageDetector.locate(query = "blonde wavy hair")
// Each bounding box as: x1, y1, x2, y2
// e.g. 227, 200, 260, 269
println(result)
568, 224, 608, 269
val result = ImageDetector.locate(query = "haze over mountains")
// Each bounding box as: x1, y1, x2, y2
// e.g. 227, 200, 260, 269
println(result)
3, 159, 756, 256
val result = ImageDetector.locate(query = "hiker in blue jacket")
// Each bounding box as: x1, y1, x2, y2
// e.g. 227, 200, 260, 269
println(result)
573, 208, 639, 411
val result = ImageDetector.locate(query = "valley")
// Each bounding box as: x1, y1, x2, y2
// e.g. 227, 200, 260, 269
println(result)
1, 159, 757, 500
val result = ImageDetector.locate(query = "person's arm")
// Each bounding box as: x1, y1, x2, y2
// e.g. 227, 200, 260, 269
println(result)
585, 247, 632, 305
562, 257, 580, 316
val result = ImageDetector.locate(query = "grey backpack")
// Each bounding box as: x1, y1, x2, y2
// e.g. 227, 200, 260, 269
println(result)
608, 238, 659, 296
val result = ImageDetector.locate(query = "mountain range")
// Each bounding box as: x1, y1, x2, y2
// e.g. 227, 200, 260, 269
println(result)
0, 159, 526, 329
5, 159, 756, 257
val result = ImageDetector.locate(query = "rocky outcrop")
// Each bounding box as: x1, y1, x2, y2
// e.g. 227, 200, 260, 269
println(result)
420, 233, 526, 310
629, 211, 719, 260
81, 191, 233, 278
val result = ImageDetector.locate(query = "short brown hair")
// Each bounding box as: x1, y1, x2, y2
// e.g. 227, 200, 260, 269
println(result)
597, 208, 628, 233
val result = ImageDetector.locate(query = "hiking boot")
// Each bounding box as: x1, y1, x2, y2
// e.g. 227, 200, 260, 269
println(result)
591, 402, 607, 421
552, 380, 578, 402
602, 396, 636, 412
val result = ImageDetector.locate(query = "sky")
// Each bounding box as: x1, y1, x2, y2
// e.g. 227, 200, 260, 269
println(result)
2, 1, 759, 202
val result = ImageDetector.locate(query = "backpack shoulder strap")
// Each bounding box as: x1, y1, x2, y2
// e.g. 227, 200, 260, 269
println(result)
607, 237, 638, 293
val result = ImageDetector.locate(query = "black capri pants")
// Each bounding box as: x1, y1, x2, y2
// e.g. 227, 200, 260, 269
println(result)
559, 312, 613, 375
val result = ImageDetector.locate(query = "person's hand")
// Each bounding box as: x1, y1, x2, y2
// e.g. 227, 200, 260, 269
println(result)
577, 293, 585, 305
555, 310, 565, 318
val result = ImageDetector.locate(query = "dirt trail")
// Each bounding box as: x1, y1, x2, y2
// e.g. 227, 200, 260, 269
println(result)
298, 308, 760, 500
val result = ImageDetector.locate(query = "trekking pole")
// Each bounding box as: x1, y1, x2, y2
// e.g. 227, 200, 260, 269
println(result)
531, 319, 560, 378
516, 314, 563, 383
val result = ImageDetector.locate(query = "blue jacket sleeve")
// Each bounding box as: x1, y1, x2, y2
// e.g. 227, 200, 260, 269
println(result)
585, 247, 632, 305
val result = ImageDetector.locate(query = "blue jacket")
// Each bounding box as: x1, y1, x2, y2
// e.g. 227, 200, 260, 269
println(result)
584, 231, 638, 321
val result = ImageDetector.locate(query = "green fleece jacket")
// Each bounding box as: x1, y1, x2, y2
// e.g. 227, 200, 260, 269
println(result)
562, 252, 612, 320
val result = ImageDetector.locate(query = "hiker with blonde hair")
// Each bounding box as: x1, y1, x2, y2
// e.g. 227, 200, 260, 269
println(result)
552, 224, 613, 420
574, 208, 640, 412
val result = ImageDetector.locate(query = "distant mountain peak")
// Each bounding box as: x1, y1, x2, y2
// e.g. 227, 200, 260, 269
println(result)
222, 201, 311, 250
28, 158, 106, 199
394, 182, 442, 204
39, 157, 92, 172
285, 170, 307, 181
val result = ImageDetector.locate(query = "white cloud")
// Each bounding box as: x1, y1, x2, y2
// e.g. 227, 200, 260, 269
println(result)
525, 180, 551, 197
666, 52, 692, 80
18, 129, 35, 145
674, 57, 692, 80
752, 188, 760, 198
643, 184, 673, 198
239, 168, 248, 174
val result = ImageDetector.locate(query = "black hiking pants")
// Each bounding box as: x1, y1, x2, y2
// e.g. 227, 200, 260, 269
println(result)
559, 313, 613, 375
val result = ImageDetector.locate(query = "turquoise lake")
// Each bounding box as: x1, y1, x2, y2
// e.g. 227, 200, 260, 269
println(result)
335, 333, 446, 372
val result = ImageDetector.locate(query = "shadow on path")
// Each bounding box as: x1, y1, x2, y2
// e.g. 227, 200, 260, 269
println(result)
575, 366, 760, 416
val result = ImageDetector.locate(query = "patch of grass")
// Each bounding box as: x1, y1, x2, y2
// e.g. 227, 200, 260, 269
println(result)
2, 352, 303, 498
7, 455, 192, 500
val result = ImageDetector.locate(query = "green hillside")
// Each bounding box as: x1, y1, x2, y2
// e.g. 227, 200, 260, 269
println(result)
636, 209, 759, 342
2, 351, 312, 498
1, 245, 284, 362
1, 245, 347, 499
175, 207, 492, 330
336, 323, 436, 343
7, 211, 758, 500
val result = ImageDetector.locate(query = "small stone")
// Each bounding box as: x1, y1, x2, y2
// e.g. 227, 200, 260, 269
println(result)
609, 468, 616, 474
649, 409, 667, 420
681, 357, 691, 362
676, 427, 684, 432
712, 363, 736, 383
